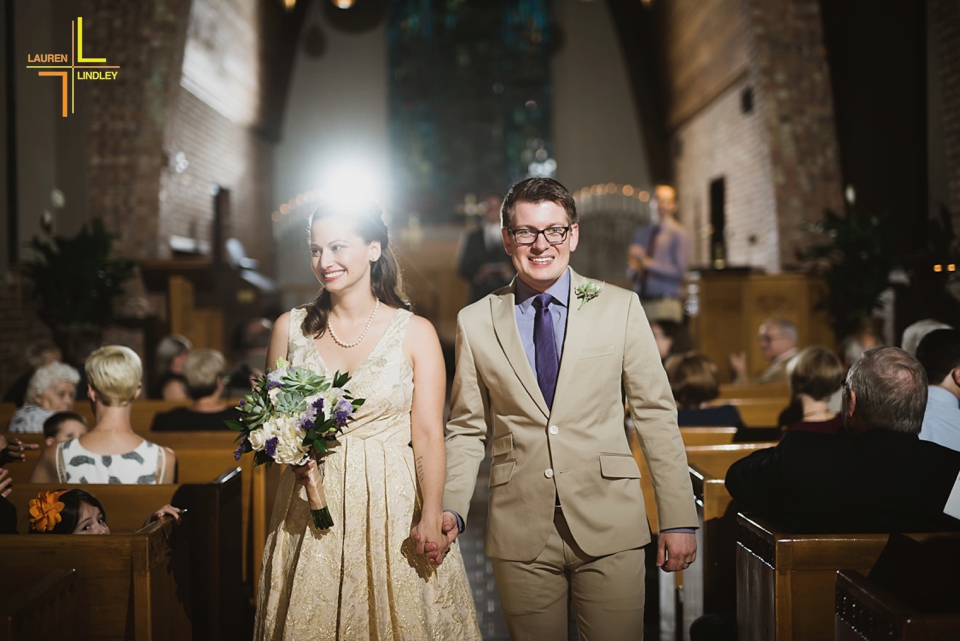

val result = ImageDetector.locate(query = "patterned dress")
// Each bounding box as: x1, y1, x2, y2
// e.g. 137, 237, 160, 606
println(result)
254, 308, 480, 641
55, 438, 164, 484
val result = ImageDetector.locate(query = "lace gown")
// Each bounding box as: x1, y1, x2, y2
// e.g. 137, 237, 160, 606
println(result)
254, 308, 481, 641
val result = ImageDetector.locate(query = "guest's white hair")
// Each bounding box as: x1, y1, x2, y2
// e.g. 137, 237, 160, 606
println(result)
901, 319, 952, 357
27, 362, 80, 403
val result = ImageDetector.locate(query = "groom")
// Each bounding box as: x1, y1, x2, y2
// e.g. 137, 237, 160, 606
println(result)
439, 177, 698, 639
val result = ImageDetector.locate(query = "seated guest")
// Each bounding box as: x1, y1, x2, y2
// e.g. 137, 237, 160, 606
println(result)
151, 349, 239, 431
8, 363, 80, 433
42, 412, 89, 447
666, 352, 745, 431
2, 340, 62, 407
902, 318, 951, 357
726, 347, 960, 533
27, 489, 181, 535
651, 320, 684, 362
782, 346, 845, 435
152, 334, 191, 400
29, 346, 176, 485
839, 330, 879, 371
916, 329, 960, 452
729, 317, 799, 384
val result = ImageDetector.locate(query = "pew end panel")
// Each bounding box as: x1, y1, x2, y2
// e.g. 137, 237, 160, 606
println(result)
0, 517, 192, 640
835, 570, 960, 641
659, 443, 776, 640
0, 568, 77, 641
7, 470, 245, 640
735, 514, 960, 641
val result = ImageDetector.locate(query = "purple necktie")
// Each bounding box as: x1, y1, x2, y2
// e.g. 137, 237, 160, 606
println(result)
533, 293, 559, 409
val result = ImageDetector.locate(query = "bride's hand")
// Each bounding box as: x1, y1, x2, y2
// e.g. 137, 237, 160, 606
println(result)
293, 459, 316, 486
410, 512, 448, 565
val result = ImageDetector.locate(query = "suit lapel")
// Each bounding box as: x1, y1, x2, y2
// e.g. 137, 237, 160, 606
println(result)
491, 286, 550, 418
553, 270, 589, 413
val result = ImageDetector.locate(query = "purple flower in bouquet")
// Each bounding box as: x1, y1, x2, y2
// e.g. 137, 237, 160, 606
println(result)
265, 436, 278, 459
299, 417, 315, 432
234, 442, 244, 461
334, 398, 354, 428
265, 368, 286, 390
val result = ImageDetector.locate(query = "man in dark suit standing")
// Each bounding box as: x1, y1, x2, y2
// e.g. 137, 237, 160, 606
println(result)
726, 346, 960, 534
457, 194, 515, 303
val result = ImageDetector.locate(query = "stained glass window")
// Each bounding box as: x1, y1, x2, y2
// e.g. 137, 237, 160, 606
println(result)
388, 0, 553, 222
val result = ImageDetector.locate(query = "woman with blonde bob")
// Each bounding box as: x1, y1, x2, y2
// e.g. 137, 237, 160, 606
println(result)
30, 346, 176, 484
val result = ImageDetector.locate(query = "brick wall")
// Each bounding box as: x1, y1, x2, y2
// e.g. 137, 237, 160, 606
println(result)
79, 0, 192, 259
659, 0, 843, 272
740, 0, 844, 267
673, 76, 779, 271
159, 90, 274, 272
0, 280, 54, 397
932, 0, 960, 226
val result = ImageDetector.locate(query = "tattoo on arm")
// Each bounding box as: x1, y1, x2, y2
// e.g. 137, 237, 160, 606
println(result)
416, 454, 425, 483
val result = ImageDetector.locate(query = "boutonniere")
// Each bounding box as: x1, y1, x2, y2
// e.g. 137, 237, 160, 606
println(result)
575, 281, 604, 310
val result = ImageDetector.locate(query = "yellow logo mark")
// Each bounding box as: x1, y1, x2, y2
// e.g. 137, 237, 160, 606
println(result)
26, 17, 120, 117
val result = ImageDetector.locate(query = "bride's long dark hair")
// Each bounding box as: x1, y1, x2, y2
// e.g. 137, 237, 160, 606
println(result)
300, 200, 410, 339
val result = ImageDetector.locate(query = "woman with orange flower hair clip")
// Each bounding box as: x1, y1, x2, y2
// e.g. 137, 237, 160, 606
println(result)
28, 489, 182, 535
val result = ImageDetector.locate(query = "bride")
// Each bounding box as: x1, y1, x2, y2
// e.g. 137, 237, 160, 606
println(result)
254, 200, 481, 640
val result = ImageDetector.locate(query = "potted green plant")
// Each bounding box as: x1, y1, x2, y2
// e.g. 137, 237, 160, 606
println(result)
21, 218, 135, 360
800, 208, 899, 340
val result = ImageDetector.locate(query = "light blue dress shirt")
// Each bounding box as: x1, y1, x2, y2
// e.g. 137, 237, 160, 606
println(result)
920, 385, 960, 453
514, 269, 569, 381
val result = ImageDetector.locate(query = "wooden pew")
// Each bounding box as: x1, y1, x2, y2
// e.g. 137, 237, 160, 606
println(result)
4, 430, 273, 598
6, 469, 245, 640
0, 516, 191, 640
0, 569, 77, 641
628, 427, 739, 534
835, 570, 960, 641
718, 383, 790, 400
652, 443, 776, 641
675, 444, 777, 640
70, 399, 242, 432
710, 397, 789, 429
736, 514, 960, 641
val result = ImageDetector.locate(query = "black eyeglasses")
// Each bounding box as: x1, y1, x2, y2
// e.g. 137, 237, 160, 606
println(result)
508, 226, 571, 245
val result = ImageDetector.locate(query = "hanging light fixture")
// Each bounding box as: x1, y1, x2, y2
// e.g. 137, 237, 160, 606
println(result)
330, 0, 356, 8
282, 0, 296, 9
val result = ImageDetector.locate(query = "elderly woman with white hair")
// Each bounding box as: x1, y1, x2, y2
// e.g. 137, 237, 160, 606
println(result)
7, 362, 80, 433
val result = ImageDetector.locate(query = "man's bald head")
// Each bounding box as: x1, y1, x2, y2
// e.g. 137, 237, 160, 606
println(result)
652, 184, 678, 219
845, 346, 928, 434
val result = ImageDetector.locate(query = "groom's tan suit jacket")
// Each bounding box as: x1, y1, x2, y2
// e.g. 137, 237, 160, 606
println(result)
444, 269, 698, 562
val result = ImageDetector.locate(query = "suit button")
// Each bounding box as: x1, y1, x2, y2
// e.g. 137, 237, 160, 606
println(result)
544, 469, 554, 479
549, 425, 559, 435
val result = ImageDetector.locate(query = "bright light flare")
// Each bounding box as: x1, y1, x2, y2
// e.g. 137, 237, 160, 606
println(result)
317, 161, 385, 211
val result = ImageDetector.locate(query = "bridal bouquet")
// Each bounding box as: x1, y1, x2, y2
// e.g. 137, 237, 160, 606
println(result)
227, 357, 364, 529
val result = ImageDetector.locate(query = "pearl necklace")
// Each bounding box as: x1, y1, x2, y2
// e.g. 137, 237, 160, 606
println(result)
327, 299, 380, 348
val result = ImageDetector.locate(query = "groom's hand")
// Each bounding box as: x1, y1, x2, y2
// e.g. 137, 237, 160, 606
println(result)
657, 532, 697, 573
441, 510, 460, 545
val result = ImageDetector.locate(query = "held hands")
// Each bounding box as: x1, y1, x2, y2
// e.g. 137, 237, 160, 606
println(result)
409, 511, 460, 566
657, 531, 697, 572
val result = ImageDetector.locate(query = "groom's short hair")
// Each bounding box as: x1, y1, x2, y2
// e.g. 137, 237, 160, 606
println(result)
501, 177, 578, 228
